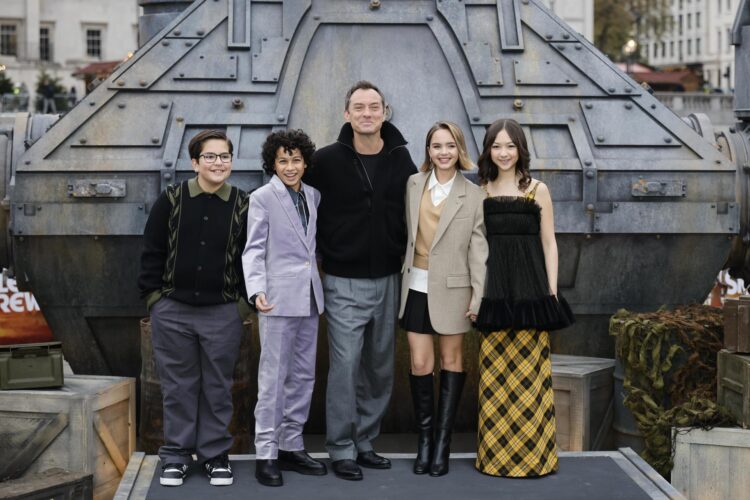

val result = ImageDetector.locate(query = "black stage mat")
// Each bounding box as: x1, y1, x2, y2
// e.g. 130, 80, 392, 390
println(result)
145, 457, 652, 500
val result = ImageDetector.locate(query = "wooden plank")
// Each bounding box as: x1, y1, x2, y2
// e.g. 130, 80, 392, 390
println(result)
129, 455, 159, 500
113, 451, 145, 500
674, 426, 750, 447
591, 399, 614, 450
609, 452, 671, 500
94, 413, 128, 474
729, 446, 750, 498
618, 447, 685, 499
91, 380, 132, 411
128, 378, 136, 457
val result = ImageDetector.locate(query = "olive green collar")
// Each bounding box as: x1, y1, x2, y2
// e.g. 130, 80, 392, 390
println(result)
188, 177, 232, 201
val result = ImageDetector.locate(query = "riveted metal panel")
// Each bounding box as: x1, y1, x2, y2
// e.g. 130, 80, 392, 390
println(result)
581, 100, 679, 147
173, 52, 238, 80
12, 203, 148, 236
438, 1, 504, 87
251, 1, 310, 83
513, 59, 576, 86
108, 39, 199, 91
167, 0, 227, 39
71, 98, 172, 147
593, 202, 738, 234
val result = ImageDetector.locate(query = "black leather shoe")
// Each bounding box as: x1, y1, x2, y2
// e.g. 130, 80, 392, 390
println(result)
278, 450, 327, 476
356, 451, 392, 469
255, 459, 283, 487
331, 459, 363, 481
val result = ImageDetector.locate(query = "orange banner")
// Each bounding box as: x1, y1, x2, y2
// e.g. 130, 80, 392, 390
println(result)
0, 272, 53, 345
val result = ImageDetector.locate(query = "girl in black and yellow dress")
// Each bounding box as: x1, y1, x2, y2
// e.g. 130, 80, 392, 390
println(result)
474, 118, 574, 477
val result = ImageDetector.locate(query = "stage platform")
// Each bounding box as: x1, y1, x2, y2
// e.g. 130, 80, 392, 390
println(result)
114, 449, 683, 500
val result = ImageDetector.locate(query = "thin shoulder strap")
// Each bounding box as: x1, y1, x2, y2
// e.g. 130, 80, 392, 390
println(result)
525, 181, 540, 200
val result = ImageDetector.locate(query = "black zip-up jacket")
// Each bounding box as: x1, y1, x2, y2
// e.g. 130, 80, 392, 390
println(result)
305, 121, 417, 278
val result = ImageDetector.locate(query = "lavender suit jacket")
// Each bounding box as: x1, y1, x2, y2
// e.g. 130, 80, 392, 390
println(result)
242, 175, 324, 317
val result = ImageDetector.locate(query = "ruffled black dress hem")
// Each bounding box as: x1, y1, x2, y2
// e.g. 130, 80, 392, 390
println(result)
474, 294, 574, 333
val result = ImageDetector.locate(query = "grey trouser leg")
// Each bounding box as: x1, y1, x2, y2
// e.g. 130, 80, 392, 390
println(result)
151, 297, 243, 465
323, 273, 398, 461
255, 300, 319, 459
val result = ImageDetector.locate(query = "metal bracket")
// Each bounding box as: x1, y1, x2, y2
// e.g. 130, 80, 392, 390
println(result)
498, 0, 523, 51
436, 0, 503, 87
228, 0, 252, 49
68, 180, 127, 198
631, 178, 687, 197
251, 1, 311, 83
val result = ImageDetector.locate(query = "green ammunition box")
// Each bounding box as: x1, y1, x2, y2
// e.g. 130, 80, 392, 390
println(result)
0, 342, 64, 390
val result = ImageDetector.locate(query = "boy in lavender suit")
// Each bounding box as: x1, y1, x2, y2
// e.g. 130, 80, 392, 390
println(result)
242, 129, 326, 487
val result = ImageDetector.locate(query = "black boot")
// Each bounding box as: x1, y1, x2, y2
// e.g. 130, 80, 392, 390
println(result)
409, 372, 434, 474
430, 370, 466, 477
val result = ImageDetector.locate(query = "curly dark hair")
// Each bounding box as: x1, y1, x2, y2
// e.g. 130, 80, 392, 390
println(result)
261, 129, 316, 176
477, 118, 531, 192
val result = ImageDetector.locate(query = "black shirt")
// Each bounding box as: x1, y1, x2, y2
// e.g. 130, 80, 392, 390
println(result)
138, 178, 249, 308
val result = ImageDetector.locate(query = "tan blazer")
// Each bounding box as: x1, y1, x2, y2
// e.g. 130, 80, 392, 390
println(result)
398, 171, 488, 334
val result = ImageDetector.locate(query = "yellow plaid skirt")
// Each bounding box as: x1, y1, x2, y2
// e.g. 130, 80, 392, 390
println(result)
476, 328, 558, 477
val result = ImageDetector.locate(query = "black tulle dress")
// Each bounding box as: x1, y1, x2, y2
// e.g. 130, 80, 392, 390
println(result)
474, 191, 574, 333
474, 186, 574, 477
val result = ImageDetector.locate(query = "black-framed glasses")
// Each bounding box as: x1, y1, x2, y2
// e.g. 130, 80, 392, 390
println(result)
199, 152, 233, 163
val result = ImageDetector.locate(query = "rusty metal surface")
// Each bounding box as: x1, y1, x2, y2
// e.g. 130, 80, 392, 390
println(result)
0, 0, 742, 431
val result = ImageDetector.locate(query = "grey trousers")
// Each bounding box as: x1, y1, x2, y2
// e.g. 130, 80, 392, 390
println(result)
323, 273, 398, 461
150, 297, 243, 464
254, 299, 319, 459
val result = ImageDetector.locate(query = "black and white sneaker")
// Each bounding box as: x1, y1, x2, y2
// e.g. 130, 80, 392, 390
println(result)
204, 454, 233, 486
160, 463, 188, 486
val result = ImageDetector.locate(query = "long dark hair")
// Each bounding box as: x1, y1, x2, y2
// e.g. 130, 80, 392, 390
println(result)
477, 118, 531, 191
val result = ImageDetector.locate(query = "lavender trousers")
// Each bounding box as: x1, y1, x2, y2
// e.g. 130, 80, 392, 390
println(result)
254, 298, 319, 459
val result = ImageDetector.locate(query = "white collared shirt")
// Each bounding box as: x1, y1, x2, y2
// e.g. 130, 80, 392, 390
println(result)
409, 170, 456, 292
428, 170, 456, 207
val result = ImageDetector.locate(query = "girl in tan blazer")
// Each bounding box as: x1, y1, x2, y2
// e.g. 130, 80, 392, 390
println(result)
398, 121, 488, 477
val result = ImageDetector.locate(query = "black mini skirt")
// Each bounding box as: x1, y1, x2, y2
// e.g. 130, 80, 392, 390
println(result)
400, 289, 437, 335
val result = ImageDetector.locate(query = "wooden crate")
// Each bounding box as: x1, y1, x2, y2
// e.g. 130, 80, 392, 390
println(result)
672, 427, 750, 500
717, 350, 750, 428
723, 297, 750, 353
0, 375, 135, 500
551, 354, 615, 451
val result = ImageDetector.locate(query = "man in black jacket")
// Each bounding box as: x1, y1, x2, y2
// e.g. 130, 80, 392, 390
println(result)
305, 81, 416, 480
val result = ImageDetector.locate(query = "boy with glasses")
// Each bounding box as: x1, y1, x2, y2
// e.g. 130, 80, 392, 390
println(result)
138, 129, 250, 487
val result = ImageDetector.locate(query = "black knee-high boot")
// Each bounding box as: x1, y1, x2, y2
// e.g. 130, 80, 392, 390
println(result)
430, 369, 466, 477
409, 372, 434, 474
